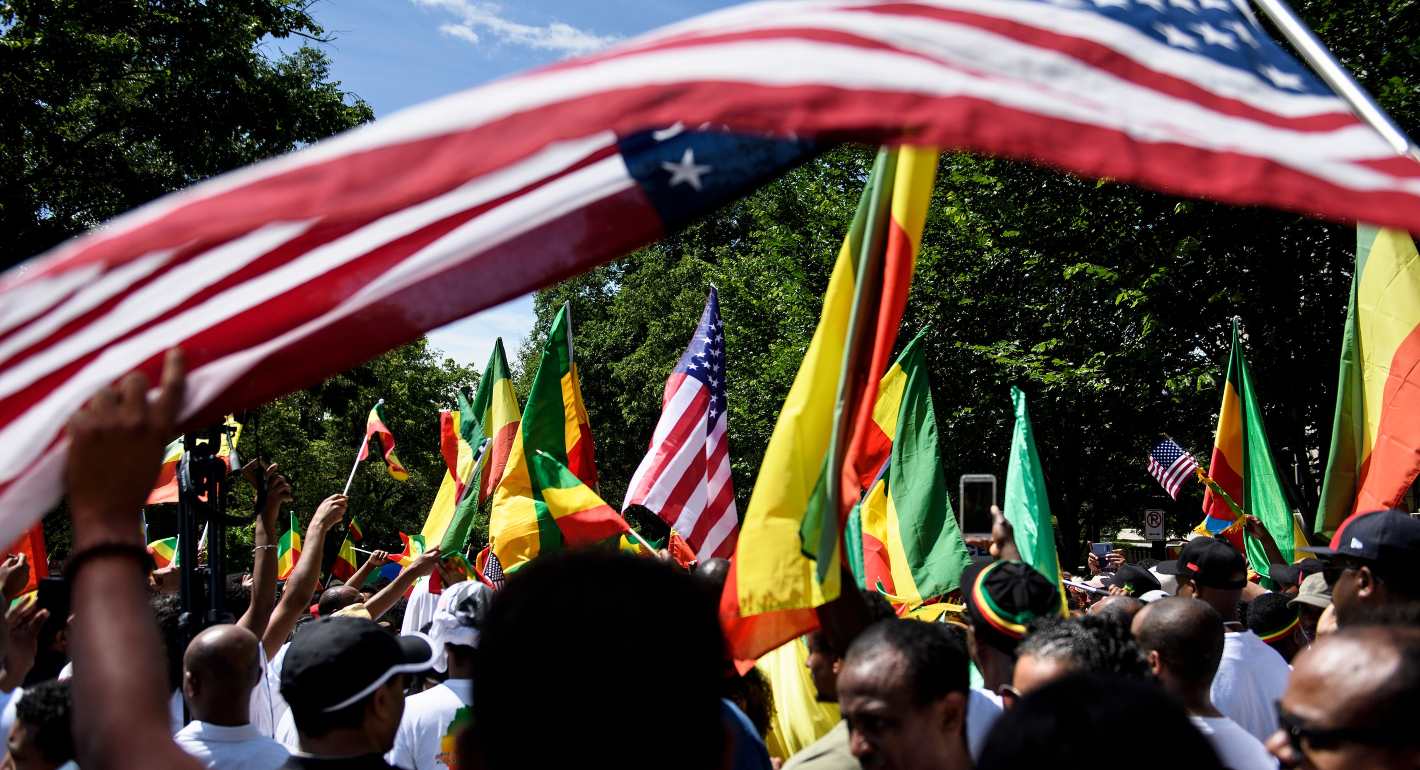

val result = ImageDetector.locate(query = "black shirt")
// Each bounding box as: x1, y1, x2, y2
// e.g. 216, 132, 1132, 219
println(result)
281, 753, 405, 770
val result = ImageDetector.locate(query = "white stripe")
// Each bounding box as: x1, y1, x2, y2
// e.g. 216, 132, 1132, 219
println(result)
697, 501, 740, 559
637, 424, 706, 513
0, 265, 103, 338
0, 151, 635, 481
625, 377, 703, 505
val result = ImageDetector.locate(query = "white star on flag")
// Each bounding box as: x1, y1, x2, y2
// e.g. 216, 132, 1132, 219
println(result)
662, 148, 713, 192
1260, 65, 1304, 90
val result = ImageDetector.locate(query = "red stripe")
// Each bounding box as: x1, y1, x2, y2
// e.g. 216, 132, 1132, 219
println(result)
1353, 323, 1420, 516
626, 384, 709, 504
553, 502, 630, 546
480, 420, 521, 504
687, 436, 733, 548
718, 556, 820, 666
439, 411, 464, 499
657, 443, 708, 525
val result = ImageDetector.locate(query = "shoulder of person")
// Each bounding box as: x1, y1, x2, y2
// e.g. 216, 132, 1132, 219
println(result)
781, 721, 853, 770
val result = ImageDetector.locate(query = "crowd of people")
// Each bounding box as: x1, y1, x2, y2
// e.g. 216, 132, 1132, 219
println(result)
1, 350, 1416, 770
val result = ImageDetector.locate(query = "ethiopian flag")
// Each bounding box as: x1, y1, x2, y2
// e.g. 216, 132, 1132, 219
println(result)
332, 537, 358, 582
147, 536, 179, 569
148, 415, 242, 504
1318, 226, 1420, 536
530, 451, 630, 546
349, 518, 363, 541
357, 400, 408, 481
1003, 387, 1067, 616
488, 304, 597, 570
394, 532, 426, 567
720, 146, 939, 665
1197, 320, 1297, 571
846, 332, 970, 606
277, 511, 301, 580
422, 340, 523, 554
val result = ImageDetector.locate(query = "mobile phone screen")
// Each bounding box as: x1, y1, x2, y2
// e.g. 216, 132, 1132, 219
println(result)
959, 475, 997, 538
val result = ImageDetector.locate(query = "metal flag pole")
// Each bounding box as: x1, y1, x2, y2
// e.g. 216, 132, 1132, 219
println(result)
1250, 0, 1420, 162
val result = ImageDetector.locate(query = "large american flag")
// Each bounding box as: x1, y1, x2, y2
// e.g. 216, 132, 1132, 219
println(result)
0, 0, 1417, 546
1148, 437, 1201, 499
624, 289, 738, 559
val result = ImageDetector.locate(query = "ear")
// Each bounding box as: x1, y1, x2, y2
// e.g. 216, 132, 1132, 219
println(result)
1147, 649, 1163, 678
832, 658, 842, 675
938, 691, 968, 735
369, 676, 403, 722
1356, 566, 1378, 598
182, 669, 199, 701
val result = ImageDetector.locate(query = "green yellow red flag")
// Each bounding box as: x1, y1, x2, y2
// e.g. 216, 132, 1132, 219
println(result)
1318, 226, 1420, 536
1002, 387, 1067, 616
394, 532, 426, 567
528, 450, 630, 546
357, 400, 409, 481
148, 415, 241, 504
349, 518, 363, 541
277, 511, 301, 580
332, 537, 358, 582
720, 145, 940, 665
846, 332, 970, 607
488, 303, 598, 570
148, 536, 179, 569
1196, 320, 1296, 572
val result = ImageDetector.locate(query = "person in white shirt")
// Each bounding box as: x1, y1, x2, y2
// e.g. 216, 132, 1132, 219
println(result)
1157, 537, 1289, 742
388, 580, 493, 770
1133, 597, 1276, 770
173, 624, 289, 770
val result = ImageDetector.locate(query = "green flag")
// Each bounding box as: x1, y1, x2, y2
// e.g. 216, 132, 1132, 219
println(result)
1003, 386, 1066, 614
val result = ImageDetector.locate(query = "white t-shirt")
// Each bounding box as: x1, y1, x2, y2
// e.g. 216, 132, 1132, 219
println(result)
387, 679, 474, 770
1190, 716, 1278, 770
1212, 630, 1290, 742
267, 643, 291, 735
400, 577, 440, 637
175, 720, 290, 770
275, 708, 301, 753
249, 643, 274, 737
965, 686, 1003, 762
170, 689, 185, 733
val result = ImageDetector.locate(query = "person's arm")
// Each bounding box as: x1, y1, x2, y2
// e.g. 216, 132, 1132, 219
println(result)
0, 597, 48, 691
0, 555, 30, 604
346, 549, 390, 593
65, 348, 203, 770
237, 463, 290, 639
364, 548, 442, 621
1242, 515, 1288, 568
262, 493, 347, 656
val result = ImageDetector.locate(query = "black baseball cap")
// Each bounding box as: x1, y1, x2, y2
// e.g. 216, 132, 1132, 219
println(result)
961, 560, 1060, 654
1300, 508, 1420, 564
281, 616, 435, 714
1103, 564, 1161, 597
1156, 537, 1246, 590
1267, 557, 1328, 588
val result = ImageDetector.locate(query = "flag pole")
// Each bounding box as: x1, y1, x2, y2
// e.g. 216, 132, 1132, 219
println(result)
628, 527, 660, 555
343, 435, 369, 496
1250, 0, 1420, 162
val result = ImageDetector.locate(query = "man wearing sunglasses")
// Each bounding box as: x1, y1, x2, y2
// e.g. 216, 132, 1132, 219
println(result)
1266, 626, 1420, 769
1300, 508, 1420, 627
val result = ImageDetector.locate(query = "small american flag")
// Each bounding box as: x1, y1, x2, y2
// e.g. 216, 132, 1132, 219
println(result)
622, 287, 738, 560
1147, 438, 1200, 499
483, 551, 505, 591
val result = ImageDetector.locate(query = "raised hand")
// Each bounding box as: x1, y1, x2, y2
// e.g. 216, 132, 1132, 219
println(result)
308, 494, 348, 534
0, 554, 30, 603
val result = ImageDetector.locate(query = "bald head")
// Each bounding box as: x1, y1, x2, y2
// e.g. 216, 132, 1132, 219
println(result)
1089, 595, 1144, 626
183, 624, 261, 725
1290, 626, 1420, 732
1132, 598, 1224, 687
319, 585, 361, 618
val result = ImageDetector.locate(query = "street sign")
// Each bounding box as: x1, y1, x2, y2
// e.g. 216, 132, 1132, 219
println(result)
1144, 509, 1166, 541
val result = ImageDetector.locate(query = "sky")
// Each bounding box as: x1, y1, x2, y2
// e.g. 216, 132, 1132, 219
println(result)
294, 0, 739, 367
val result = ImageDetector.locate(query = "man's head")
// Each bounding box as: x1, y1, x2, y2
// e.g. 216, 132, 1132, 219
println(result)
1012, 615, 1147, 699
837, 620, 970, 770
1132, 598, 1224, 702
427, 580, 494, 679
1267, 626, 1420, 769
1087, 595, 1144, 626
961, 560, 1060, 691
476, 553, 726, 770
318, 585, 362, 618
1247, 592, 1306, 663
1156, 537, 1247, 619
804, 589, 899, 703
1269, 559, 1329, 596
1290, 572, 1333, 643
7, 680, 73, 770
1103, 564, 1161, 598
183, 624, 262, 725
1301, 509, 1420, 626
280, 616, 434, 755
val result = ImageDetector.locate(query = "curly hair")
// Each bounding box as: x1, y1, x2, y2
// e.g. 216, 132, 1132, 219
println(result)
15, 679, 74, 764
1017, 614, 1149, 679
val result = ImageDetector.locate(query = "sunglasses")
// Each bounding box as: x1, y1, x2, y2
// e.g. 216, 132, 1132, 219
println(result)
1277, 706, 1399, 756
1319, 563, 1360, 587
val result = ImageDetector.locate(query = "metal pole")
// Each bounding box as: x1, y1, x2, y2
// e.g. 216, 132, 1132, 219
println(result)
1250, 0, 1420, 162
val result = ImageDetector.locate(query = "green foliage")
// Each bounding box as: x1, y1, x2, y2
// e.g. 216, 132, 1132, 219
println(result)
138, 340, 475, 571
0, 0, 374, 268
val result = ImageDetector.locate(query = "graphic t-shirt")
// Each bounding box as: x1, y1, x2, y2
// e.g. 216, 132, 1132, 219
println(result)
387, 680, 473, 770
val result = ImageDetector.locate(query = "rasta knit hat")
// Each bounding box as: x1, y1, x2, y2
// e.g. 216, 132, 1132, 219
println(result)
961, 560, 1060, 655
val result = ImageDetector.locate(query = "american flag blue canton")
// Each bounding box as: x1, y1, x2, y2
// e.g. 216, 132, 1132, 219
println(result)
1147, 437, 1201, 499
1039, 0, 1325, 95
676, 288, 729, 432
619, 126, 819, 232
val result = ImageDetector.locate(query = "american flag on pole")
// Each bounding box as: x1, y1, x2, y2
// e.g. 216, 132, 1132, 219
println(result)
623, 288, 738, 559
1, 0, 1419, 545
1147, 437, 1201, 499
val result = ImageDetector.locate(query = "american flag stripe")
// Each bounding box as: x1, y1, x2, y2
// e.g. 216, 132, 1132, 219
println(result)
0, 0, 1417, 544
624, 289, 738, 559
1147, 437, 1200, 498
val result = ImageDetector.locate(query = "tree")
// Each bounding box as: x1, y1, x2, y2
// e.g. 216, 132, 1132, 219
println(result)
0, 0, 374, 269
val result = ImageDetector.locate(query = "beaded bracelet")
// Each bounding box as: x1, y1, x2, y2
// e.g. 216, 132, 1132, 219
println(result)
63, 543, 155, 581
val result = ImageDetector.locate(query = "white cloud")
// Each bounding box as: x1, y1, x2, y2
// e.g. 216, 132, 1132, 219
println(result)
413, 0, 618, 55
